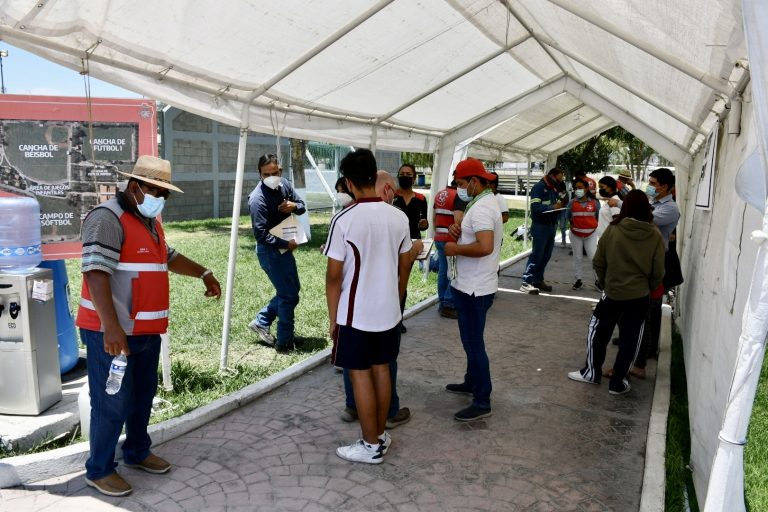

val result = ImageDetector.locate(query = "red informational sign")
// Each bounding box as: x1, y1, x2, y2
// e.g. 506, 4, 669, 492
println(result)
0, 95, 157, 259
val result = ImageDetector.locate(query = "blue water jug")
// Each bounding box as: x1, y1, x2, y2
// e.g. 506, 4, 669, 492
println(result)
0, 195, 42, 272
38, 260, 80, 374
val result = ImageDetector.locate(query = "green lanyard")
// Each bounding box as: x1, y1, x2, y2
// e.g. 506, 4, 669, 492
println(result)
464, 188, 493, 212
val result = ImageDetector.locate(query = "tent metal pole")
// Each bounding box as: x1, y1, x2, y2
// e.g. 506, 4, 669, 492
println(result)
545, 122, 618, 155
537, 38, 707, 135
531, 113, 604, 152
544, 0, 732, 96
219, 116, 251, 371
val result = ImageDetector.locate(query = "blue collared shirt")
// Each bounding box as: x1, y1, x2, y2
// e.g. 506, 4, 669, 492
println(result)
651, 195, 680, 250
248, 178, 306, 249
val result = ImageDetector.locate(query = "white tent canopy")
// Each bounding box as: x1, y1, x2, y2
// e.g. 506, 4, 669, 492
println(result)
2, 1, 767, 510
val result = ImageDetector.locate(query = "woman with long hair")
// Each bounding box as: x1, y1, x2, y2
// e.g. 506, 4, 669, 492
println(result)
568, 190, 665, 395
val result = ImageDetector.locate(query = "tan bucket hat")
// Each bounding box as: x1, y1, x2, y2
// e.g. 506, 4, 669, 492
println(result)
618, 169, 632, 179
117, 155, 184, 193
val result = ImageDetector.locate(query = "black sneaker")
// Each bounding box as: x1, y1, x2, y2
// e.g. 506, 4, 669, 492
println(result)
572, 279, 583, 290
445, 382, 473, 395
454, 406, 492, 422
609, 379, 631, 395
400, 324, 407, 334
534, 281, 553, 292
275, 343, 295, 353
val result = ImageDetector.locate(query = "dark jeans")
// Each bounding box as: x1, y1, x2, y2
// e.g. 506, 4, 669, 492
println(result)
580, 295, 649, 390
342, 362, 399, 418
255, 244, 301, 346
82, 328, 161, 480
435, 241, 454, 309
522, 222, 556, 284
557, 210, 568, 243
634, 297, 663, 369
452, 286, 495, 409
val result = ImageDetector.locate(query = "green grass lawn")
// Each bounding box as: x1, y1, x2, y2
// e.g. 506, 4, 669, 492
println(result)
63, 208, 528, 424
745, 355, 768, 511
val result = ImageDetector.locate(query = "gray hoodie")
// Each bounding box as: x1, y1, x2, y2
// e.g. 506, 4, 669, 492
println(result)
593, 217, 665, 300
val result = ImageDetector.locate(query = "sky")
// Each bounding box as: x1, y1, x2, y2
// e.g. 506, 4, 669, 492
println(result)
0, 43, 142, 98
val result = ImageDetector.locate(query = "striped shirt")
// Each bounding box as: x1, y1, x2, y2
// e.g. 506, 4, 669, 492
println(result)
80, 194, 177, 274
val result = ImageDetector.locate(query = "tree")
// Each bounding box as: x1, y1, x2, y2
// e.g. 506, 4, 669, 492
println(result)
290, 138, 307, 188
555, 126, 620, 180
401, 152, 433, 171
609, 127, 656, 182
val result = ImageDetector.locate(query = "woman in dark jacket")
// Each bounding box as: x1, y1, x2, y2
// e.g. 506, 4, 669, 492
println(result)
568, 190, 665, 395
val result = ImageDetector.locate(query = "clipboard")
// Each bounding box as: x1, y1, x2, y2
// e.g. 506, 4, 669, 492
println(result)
414, 238, 433, 260
269, 214, 308, 254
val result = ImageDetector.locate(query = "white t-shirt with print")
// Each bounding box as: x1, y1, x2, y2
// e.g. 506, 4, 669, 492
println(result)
452, 192, 503, 297
323, 198, 412, 332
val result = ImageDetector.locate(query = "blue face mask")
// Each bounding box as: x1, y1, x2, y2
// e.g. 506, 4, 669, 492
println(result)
456, 186, 470, 202
135, 186, 166, 218
645, 185, 657, 199
574, 189, 585, 199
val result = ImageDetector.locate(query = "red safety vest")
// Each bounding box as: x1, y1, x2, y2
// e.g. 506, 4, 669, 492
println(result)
433, 187, 458, 242
570, 198, 599, 238
76, 203, 170, 335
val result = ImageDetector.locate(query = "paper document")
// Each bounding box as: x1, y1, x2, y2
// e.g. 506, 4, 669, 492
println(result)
542, 207, 568, 213
414, 238, 433, 260
270, 215, 308, 254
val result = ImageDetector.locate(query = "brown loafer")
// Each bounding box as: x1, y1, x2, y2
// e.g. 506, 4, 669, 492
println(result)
125, 453, 171, 474
629, 367, 646, 379
602, 368, 614, 378
85, 472, 133, 497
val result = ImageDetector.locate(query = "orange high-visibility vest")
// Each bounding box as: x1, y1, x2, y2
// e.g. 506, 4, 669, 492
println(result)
570, 198, 599, 238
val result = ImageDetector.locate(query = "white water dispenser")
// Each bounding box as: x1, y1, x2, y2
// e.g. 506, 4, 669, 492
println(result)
0, 267, 62, 415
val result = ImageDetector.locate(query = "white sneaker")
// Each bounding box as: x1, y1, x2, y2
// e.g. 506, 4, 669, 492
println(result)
336, 440, 383, 464
609, 379, 632, 395
568, 370, 599, 385
378, 432, 392, 455
248, 320, 275, 347
520, 283, 540, 294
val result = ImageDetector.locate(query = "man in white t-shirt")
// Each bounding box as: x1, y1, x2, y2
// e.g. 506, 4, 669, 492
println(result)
325, 149, 413, 464
444, 158, 503, 422
488, 171, 510, 224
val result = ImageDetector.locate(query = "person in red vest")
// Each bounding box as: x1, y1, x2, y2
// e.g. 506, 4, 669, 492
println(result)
432, 180, 468, 318
76, 156, 221, 497
568, 178, 600, 290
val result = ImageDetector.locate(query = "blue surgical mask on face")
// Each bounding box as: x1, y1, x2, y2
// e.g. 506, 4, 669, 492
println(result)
646, 185, 657, 198
457, 186, 470, 202
575, 189, 585, 199
135, 186, 165, 218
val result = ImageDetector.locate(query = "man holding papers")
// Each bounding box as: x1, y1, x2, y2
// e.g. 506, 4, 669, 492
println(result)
520, 167, 566, 294
248, 153, 306, 352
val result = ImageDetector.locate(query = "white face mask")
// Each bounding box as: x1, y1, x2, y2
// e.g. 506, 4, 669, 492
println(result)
263, 175, 281, 190
335, 192, 353, 207
574, 189, 585, 199
134, 186, 165, 218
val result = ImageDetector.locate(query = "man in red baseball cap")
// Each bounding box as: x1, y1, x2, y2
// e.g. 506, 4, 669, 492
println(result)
443, 158, 503, 422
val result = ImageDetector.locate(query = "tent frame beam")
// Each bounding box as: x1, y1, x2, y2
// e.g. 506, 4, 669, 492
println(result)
545, 122, 617, 156
544, 0, 732, 97
531, 113, 604, 152
373, 34, 532, 123
564, 78, 691, 165
502, 103, 585, 147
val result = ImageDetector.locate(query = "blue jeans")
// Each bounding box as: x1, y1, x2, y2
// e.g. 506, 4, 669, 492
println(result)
82, 329, 161, 480
451, 287, 494, 409
342, 361, 399, 418
255, 244, 301, 346
557, 210, 568, 243
522, 222, 556, 284
435, 241, 454, 309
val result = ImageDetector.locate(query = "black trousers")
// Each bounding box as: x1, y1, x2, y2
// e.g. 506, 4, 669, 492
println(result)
581, 295, 649, 390
634, 297, 663, 369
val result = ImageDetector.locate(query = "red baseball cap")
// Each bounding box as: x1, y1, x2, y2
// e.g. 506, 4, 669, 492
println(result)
453, 158, 495, 181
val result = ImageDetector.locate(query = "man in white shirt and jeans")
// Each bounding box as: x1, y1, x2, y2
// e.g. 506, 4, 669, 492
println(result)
325, 149, 413, 463
444, 159, 503, 422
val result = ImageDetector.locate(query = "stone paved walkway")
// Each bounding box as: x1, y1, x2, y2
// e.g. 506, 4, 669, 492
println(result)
0, 245, 656, 511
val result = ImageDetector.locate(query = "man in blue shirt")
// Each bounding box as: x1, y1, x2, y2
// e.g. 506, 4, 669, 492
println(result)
520, 167, 565, 294
248, 154, 306, 352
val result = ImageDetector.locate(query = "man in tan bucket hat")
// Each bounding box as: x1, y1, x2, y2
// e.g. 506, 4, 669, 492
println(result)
76, 155, 221, 497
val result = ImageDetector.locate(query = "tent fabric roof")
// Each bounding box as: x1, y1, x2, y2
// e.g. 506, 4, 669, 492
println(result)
0, 0, 746, 164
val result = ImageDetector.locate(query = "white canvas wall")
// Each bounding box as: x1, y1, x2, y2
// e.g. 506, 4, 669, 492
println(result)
676, 84, 763, 505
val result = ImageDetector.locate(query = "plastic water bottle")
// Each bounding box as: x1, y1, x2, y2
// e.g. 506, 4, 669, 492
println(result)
105, 354, 128, 395
0, 195, 42, 272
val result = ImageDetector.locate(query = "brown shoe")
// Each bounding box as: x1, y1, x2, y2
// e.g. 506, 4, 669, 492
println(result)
602, 368, 614, 378
629, 367, 646, 379
125, 453, 171, 474
85, 472, 133, 497
439, 307, 458, 319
